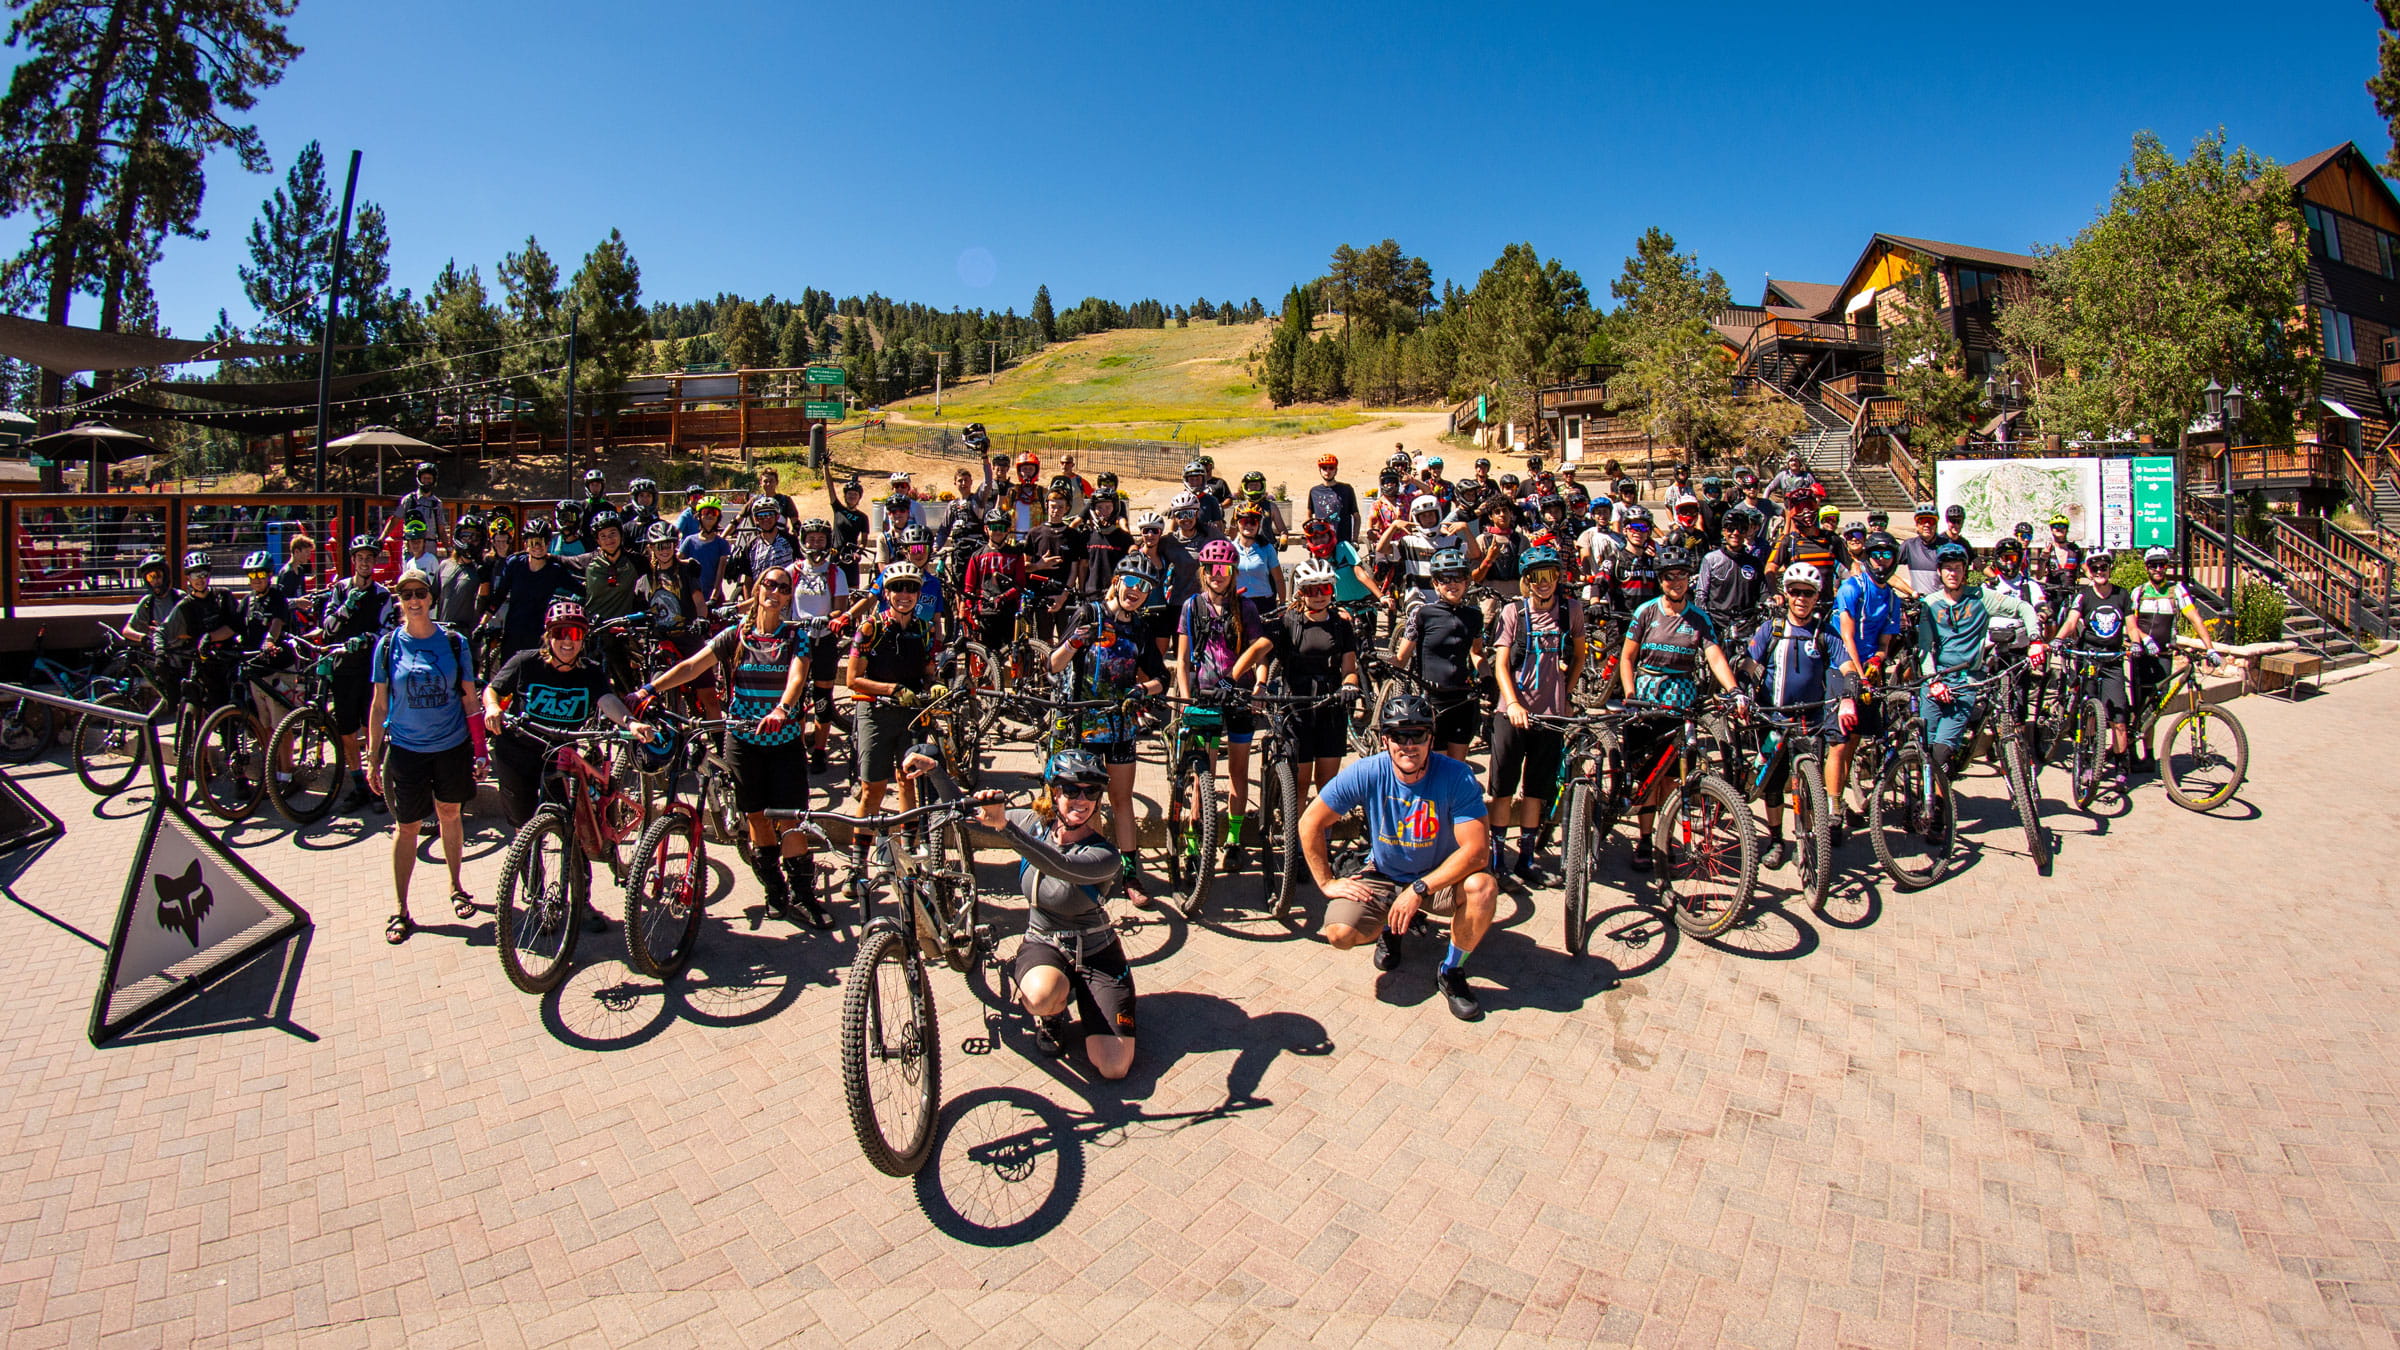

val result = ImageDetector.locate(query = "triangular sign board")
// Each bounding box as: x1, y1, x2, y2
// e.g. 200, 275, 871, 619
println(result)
90, 794, 311, 1044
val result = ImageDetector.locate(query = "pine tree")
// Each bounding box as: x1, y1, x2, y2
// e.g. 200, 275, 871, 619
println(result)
717, 299, 769, 370
778, 310, 812, 366
236, 140, 333, 370
569, 228, 645, 402
498, 236, 565, 416
1031, 284, 1056, 343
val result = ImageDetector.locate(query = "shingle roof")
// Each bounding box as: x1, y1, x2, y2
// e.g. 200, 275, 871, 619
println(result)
1762, 279, 1839, 315
2283, 142, 2349, 187
1877, 235, 2039, 272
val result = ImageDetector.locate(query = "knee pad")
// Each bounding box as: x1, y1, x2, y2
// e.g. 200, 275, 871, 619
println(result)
1929, 741, 1955, 774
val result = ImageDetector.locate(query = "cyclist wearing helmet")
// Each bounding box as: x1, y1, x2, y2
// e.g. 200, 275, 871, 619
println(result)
637, 522, 713, 712
1667, 496, 1711, 554
1024, 485, 1086, 642
578, 467, 611, 526
1471, 496, 1525, 603
1302, 692, 1498, 1021
1176, 536, 1274, 865
726, 497, 797, 598
365, 566, 483, 945
1393, 551, 1486, 760
120, 552, 177, 643
845, 562, 941, 897
1079, 492, 1134, 606
1230, 501, 1284, 607
678, 496, 732, 601
398, 518, 437, 576
1490, 543, 1586, 884
1196, 453, 1231, 506
2131, 547, 2217, 736
1984, 535, 2048, 625
485, 607, 639, 836
622, 478, 661, 540
1825, 529, 1907, 833
674, 483, 709, 539
1733, 470, 1775, 537
825, 475, 869, 586
1594, 513, 1663, 644
781, 517, 858, 770
1232, 554, 1360, 814
550, 498, 591, 558
1915, 541, 2040, 795
1234, 469, 1287, 544
1301, 516, 1382, 638
1159, 491, 1222, 610
1049, 558, 1171, 887
1940, 503, 1975, 565
308, 535, 400, 810
874, 472, 925, 564
640, 566, 832, 927
1007, 455, 1048, 538
1382, 491, 1461, 609
485, 517, 581, 666
1897, 503, 1945, 596
163, 549, 242, 715
1695, 505, 1764, 634
883, 523, 945, 630
1747, 560, 1838, 871
437, 516, 492, 632
1172, 461, 1224, 530
397, 461, 447, 546
1763, 486, 1847, 586
961, 508, 1027, 654
233, 550, 295, 685
1128, 510, 1176, 655
2039, 513, 2081, 583
1620, 545, 1746, 873
580, 512, 644, 621
1309, 453, 1361, 543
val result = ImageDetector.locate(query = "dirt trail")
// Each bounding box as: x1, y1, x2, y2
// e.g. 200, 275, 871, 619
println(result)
1120, 409, 1452, 511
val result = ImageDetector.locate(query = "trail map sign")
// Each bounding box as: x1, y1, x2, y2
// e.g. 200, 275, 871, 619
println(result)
1935, 457, 2102, 546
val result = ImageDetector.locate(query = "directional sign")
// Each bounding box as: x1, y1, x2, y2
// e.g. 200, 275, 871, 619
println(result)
25, 455, 51, 468
2132, 456, 2177, 549
805, 401, 847, 420
804, 367, 846, 386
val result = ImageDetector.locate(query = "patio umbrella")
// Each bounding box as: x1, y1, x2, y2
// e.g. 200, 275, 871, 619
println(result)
326, 425, 438, 496
19, 421, 158, 489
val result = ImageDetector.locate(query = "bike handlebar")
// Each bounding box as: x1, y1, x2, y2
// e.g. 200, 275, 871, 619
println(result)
761, 792, 1003, 831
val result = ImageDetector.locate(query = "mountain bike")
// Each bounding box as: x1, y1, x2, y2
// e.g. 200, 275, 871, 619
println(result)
2054, 647, 2121, 813
1978, 640, 2051, 874
261, 638, 352, 826
1537, 712, 1621, 955
1242, 685, 1357, 918
616, 711, 718, 980
1586, 698, 1758, 938
961, 578, 1062, 737
491, 720, 654, 995
1736, 700, 1838, 912
69, 632, 166, 797
1867, 669, 1961, 891
767, 790, 1002, 1177
2136, 649, 2246, 812
0, 624, 122, 764
189, 647, 311, 823
1162, 688, 1246, 918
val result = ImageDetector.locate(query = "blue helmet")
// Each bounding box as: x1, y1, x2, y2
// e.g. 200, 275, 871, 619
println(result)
1935, 540, 1971, 565
1043, 748, 1108, 788
1518, 543, 1562, 573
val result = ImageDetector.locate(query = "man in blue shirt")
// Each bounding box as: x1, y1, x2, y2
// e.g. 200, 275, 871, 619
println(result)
1301, 693, 1497, 1021
1828, 530, 1906, 839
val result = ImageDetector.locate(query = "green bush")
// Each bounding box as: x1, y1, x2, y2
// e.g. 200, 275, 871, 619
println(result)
2109, 555, 2150, 591
2233, 580, 2285, 644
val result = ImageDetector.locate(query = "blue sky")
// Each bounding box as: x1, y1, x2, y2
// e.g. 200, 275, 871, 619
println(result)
9, 0, 2396, 336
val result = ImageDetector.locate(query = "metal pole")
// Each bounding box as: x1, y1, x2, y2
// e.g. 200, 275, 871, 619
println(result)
2222, 432, 2236, 601
562, 313, 579, 493
313, 150, 362, 494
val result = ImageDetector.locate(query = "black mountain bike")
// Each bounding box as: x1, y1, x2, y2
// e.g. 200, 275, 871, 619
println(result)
1243, 685, 1357, 918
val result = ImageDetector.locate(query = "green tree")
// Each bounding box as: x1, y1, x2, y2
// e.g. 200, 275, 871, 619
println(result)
569, 228, 645, 403
1882, 260, 1986, 453
1609, 227, 1735, 454
1259, 284, 1310, 404
777, 308, 811, 366
424, 259, 502, 397
1450, 242, 1594, 426
2374, 1, 2400, 174
235, 140, 333, 368
497, 235, 565, 417
1031, 283, 1056, 343
1998, 130, 2314, 444
717, 298, 768, 370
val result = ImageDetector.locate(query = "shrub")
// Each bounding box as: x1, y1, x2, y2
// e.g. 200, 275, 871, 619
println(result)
2233, 580, 2285, 644
2109, 555, 2150, 591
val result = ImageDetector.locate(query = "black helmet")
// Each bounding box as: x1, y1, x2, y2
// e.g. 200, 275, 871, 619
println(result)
1042, 748, 1108, 789
899, 523, 932, 546
1430, 550, 1472, 579
1376, 693, 1437, 734
983, 506, 1014, 533
555, 497, 583, 520
137, 552, 169, 579
1655, 545, 1699, 575
644, 522, 679, 547
583, 468, 605, 485
456, 512, 486, 537
1095, 470, 1119, 489
347, 533, 380, 556
414, 460, 435, 478
590, 511, 623, 538
629, 477, 656, 497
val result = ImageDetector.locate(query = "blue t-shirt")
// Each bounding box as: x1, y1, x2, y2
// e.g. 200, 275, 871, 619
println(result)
675, 507, 703, 539
679, 533, 732, 597
1317, 752, 1487, 885
1835, 573, 1904, 664
372, 627, 471, 753
1233, 537, 1280, 600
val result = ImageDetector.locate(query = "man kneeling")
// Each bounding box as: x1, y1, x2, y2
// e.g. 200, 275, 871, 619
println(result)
1300, 693, 1498, 1021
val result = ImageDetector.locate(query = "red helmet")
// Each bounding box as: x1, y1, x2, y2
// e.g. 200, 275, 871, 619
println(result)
1302, 518, 1337, 555
1317, 453, 1339, 469
1788, 483, 1827, 508
1198, 538, 1238, 567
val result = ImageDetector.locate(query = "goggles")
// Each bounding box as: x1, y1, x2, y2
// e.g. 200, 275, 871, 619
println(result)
546, 623, 588, 641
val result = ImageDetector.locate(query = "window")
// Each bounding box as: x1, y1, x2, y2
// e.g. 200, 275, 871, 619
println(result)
1953, 267, 2007, 315
2321, 306, 2358, 363
2304, 203, 2344, 262
2381, 229, 2399, 280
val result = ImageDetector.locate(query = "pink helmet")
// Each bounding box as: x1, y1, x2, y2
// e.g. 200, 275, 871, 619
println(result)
1198, 539, 1237, 567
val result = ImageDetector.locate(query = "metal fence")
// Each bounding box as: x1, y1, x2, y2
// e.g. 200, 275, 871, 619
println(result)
854, 425, 1201, 480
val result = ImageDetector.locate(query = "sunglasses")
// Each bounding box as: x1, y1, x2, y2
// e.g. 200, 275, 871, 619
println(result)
396, 586, 434, 601
1054, 784, 1104, 801
1384, 730, 1432, 747
246, 570, 271, 580
1786, 586, 1820, 599
758, 579, 795, 594
1119, 576, 1154, 592
885, 582, 922, 594
548, 626, 588, 641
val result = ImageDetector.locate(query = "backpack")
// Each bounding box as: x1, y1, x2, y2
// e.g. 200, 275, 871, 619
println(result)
373, 624, 473, 690
1504, 594, 1582, 696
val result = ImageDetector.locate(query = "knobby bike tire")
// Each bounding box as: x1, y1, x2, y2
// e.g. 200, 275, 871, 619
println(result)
192, 705, 268, 823
1587, 723, 1627, 838
940, 820, 987, 973
1869, 745, 1954, 891
1268, 757, 1302, 918
1659, 773, 1756, 938
2159, 706, 2248, 813
2002, 732, 2050, 874
1166, 749, 1219, 919
267, 705, 350, 827
1696, 709, 1744, 786
73, 693, 148, 797
623, 810, 707, 979
1561, 781, 1595, 956
0, 695, 55, 765
2069, 702, 2105, 813
840, 924, 941, 1177
1790, 753, 1834, 913
496, 809, 584, 996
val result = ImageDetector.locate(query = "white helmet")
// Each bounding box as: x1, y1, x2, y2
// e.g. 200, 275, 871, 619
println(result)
1168, 491, 1203, 516
1292, 557, 1338, 589
2142, 546, 2172, 565
1134, 511, 1165, 532
879, 561, 922, 585
1411, 494, 1443, 518
1783, 561, 1825, 592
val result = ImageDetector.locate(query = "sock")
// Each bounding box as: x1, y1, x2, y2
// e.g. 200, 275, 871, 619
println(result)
1119, 853, 1137, 882
1226, 812, 1245, 845
1441, 942, 1469, 974
1768, 825, 1785, 843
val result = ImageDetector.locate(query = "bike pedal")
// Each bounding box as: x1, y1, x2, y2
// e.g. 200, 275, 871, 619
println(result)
961, 1036, 994, 1056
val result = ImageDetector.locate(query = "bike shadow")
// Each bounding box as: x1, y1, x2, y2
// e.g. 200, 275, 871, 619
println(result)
919, 994, 1328, 1245
1695, 900, 1820, 962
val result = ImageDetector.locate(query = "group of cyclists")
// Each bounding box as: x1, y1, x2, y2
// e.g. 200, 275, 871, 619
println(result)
98, 438, 2231, 1081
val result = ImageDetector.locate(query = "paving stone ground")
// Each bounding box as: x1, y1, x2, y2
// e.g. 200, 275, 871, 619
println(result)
0, 671, 2395, 1347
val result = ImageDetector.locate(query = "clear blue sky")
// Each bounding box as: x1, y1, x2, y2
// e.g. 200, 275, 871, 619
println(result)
11, 0, 2397, 337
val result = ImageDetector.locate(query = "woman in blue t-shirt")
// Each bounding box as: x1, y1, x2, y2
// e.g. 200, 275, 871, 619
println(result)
364, 568, 478, 945
1230, 502, 1284, 609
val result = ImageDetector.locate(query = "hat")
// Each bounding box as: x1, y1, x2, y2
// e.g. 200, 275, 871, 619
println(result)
396, 566, 435, 591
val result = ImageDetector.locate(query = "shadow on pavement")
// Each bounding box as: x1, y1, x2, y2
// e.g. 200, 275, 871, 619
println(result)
108, 927, 317, 1046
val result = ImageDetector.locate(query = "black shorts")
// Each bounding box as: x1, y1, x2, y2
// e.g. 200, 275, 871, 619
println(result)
1013, 931, 1136, 1038
974, 613, 1014, 651
856, 701, 919, 781
383, 739, 473, 821
1292, 704, 1349, 761
2095, 660, 2133, 723
808, 637, 843, 685
1487, 716, 1565, 803
1427, 690, 1480, 748
331, 657, 373, 737
1087, 737, 1138, 767
729, 735, 809, 813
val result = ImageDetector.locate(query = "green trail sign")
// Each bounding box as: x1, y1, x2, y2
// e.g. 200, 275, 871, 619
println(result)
804, 401, 846, 420
804, 367, 846, 386
25, 455, 52, 468
2131, 456, 2176, 549
1477, 394, 1489, 424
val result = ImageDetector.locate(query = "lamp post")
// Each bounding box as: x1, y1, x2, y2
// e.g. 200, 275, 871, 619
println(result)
1983, 373, 2027, 443
2203, 379, 2245, 598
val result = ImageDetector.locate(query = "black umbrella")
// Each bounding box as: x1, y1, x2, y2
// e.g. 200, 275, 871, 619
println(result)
19, 422, 158, 489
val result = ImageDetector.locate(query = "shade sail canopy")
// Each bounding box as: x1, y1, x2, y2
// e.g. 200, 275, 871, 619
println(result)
0, 313, 315, 375
144, 372, 382, 406
83, 395, 322, 435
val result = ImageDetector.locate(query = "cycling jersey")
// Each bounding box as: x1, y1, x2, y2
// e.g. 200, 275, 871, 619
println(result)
2070, 586, 2133, 652
1496, 596, 1583, 715
1402, 599, 1481, 692
1271, 610, 1356, 696
1835, 573, 1904, 666
491, 648, 609, 733
1082, 525, 1133, 598
1768, 527, 1848, 577
726, 532, 797, 593
1896, 536, 1945, 595
708, 619, 810, 746
235, 589, 293, 649
1694, 547, 1761, 627
580, 548, 646, 621
2132, 581, 2193, 654
852, 612, 934, 697
1178, 592, 1264, 696
1748, 617, 1833, 709
1066, 601, 1165, 744
1601, 548, 1661, 614
1626, 597, 1719, 708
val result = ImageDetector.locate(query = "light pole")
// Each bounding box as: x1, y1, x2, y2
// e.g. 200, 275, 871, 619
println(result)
2203, 379, 2245, 598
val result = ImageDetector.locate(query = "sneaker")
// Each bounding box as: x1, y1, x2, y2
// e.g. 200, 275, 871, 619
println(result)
1031, 1014, 1069, 1058
1628, 845, 1656, 874
1438, 967, 1484, 1021
809, 749, 829, 775
1762, 839, 1791, 870
1512, 850, 1548, 886
1373, 927, 1404, 972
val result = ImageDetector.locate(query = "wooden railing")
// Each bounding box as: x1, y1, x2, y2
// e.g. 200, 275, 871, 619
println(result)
1820, 371, 1887, 399
2223, 443, 2337, 483
1818, 385, 1863, 423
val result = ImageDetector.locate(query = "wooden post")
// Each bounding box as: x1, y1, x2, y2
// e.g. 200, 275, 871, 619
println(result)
668, 378, 682, 451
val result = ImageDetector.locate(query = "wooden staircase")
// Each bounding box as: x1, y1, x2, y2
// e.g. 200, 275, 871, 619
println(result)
2183, 500, 2383, 669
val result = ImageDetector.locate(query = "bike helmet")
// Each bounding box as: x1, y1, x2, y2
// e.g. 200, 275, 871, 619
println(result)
750, 496, 780, 520
1292, 557, 1338, 589
348, 534, 380, 556
1197, 454, 1216, 470
982, 506, 1014, 533
633, 716, 680, 774
644, 521, 679, 547
137, 552, 169, 580
2143, 546, 2173, 565
899, 523, 932, 547
879, 561, 923, 586
555, 497, 584, 520
241, 550, 272, 573
1788, 483, 1826, 508
415, 460, 436, 478
1862, 531, 1900, 578
800, 517, 834, 547
1318, 453, 1339, 469
544, 599, 587, 633
1564, 484, 1592, 508
522, 517, 551, 540
628, 477, 656, 497
1725, 504, 1760, 527
1183, 459, 1208, 478
1499, 474, 1520, 491
1615, 477, 1638, 497
1654, 545, 1699, 575
456, 512, 487, 537
1169, 491, 1204, 517
1994, 536, 2025, 558
1411, 494, 1444, 520
589, 511, 623, 539
1866, 510, 1890, 530
1133, 511, 1165, 532
1518, 543, 1562, 573
179, 551, 211, 575
1735, 468, 1759, 486
2048, 512, 2071, 528
1843, 524, 1868, 541
1235, 500, 1267, 521
1818, 504, 1842, 524
697, 496, 723, 513
1048, 474, 1076, 497
2085, 548, 2115, 567
1015, 453, 1039, 471
684, 483, 706, 498
402, 518, 429, 538
1934, 540, 1970, 565
2013, 521, 2034, 540
1241, 470, 1266, 488
1115, 556, 1161, 589
1377, 693, 1436, 734
583, 468, 606, 485
1429, 550, 1472, 580
1043, 747, 1108, 789
1197, 538, 1238, 567
1623, 510, 1654, 531
1094, 470, 1119, 490
1783, 561, 1824, 592
1914, 501, 1938, 519
1862, 529, 1899, 556
1302, 518, 1337, 554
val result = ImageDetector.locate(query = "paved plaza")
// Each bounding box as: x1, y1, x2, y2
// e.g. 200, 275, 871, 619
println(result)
0, 670, 2395, 1347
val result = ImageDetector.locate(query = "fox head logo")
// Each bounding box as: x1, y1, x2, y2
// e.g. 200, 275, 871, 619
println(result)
152, 860, 214, 946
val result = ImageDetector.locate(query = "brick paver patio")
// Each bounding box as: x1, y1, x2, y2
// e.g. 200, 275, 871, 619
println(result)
0, 671, 2394, 1347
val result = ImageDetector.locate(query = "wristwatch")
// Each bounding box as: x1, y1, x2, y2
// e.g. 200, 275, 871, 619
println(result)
1409, 879, 1431, 901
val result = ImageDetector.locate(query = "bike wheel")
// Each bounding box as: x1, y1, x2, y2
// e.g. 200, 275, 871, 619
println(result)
191, 705, 267, 822
1266, 757, 1302, 918
2068, 703, 2105, 812
940, 821, 988, 972
1658, 774, 1755, 938
495, 810, 585, 995
2002, 732, 2050, 874
1696, 709, 1743, 785
938, 712, 983, 792
623, 810, 706, 979
0, 695, 55, 765
1561, 780, 1594, 955
840, 924, 941, 1177
2158, 706, 2248, 813
1790, 754, 1833, 912
72, 694, 148, 797
267, 706, 350, 826
1869, 745, 1953, 891
1166, 750, 1218, 919
1012, 638, 1055, 690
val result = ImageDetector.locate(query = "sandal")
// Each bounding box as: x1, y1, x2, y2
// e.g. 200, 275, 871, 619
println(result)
451, 890, 477, 921
385, 913, 414, 944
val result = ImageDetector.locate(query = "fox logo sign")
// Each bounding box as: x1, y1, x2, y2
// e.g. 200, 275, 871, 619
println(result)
152, 859, 215, 945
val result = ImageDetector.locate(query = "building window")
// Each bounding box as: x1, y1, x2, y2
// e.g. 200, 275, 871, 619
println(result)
2381, 229, 2399, 280
1952, 268, 2007, 314
2304, 203, 2343, 262
2321, 306, 2358, 363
